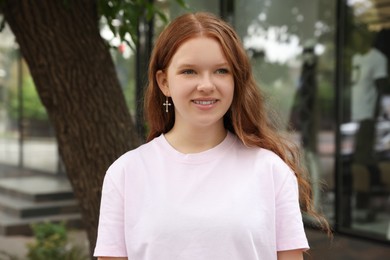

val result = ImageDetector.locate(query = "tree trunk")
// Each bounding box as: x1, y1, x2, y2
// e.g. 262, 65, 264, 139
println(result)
1, 0, 141, 257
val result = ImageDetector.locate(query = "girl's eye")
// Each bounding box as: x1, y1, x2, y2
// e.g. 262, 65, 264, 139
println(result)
182, 69, 195, 75
216, 68, 229, 74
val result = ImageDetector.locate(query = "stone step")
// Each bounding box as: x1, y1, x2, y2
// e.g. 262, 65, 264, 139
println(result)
0, 174, 83, 236
0, 176, 74, 202
0, 212, 83, 236
0, 195, 79, 218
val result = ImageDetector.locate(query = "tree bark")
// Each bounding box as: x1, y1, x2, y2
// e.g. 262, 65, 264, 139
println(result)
1, 0, 141, 257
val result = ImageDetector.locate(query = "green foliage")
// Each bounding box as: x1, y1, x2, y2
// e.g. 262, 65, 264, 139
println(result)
9, 76, 48, 121
97, 0, 188, 49
27, 222, 87, 260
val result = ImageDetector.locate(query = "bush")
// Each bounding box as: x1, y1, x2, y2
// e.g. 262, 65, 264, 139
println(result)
27, 222, 87, 260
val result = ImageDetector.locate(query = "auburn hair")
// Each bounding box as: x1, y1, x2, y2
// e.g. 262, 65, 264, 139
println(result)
144, 12, 329, 232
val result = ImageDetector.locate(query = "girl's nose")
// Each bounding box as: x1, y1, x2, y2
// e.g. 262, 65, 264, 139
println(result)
197, 75, 215, 92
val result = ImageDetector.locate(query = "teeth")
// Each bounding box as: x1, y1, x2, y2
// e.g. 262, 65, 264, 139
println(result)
193, 100, 216, 105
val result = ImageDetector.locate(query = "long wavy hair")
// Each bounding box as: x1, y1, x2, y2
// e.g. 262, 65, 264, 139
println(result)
144, 12, 329, 232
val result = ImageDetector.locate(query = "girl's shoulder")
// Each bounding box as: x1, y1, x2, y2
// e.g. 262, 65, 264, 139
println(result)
235, 139, 288, 168
234, 141, 294, 181
106, 136, 161, 175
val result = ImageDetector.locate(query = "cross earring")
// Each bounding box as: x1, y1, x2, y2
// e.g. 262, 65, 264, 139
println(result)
163, 96, 171, 113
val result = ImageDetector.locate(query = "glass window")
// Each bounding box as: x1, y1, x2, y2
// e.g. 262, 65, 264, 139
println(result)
235, 0, 337, 224
339, 0, 390, 241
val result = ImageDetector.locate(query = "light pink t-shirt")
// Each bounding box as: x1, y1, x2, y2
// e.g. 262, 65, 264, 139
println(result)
94, 132, 309, 259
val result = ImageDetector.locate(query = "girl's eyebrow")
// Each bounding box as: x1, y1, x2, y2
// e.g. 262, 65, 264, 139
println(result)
176, 63, 196, 68
176, 62, 230, 69
214, 62, 230, 67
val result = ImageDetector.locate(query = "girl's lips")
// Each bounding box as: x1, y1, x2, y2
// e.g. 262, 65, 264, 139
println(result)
191, 99, 219, 110
192, 100, 218, 105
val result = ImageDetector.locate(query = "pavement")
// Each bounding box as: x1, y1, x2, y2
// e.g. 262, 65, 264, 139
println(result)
305, 228, 390, 259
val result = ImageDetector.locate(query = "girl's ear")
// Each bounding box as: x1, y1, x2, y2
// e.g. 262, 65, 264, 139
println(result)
156, 70, 170, 96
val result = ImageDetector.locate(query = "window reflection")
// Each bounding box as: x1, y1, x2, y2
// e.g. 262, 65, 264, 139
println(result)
235, 0, 337, 230
340, 0, 390, 241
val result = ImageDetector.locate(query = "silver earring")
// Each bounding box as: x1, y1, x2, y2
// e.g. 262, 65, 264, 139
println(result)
163, 96, 171, 113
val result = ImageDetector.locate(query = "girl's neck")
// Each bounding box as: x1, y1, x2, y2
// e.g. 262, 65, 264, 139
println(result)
164, 125, 227, 154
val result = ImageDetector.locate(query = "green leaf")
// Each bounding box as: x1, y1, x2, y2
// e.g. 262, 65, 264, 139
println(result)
156, 10, 168, 24
119, 25, 128, 40
97, 0, 188, 49
145, 3, 155, 21
175, 0, 189, 9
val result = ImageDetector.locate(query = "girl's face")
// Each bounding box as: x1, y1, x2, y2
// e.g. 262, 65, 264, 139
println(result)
157, 36, 234, 131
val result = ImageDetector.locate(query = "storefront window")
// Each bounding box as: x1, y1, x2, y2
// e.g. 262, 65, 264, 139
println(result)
339, 0, 390, 241
235, 0, 337, 224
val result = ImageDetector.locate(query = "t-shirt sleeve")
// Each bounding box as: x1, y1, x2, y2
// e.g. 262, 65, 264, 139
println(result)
274, 165, 309, 252
93, 165, 127, 257
373, 52, 388, 80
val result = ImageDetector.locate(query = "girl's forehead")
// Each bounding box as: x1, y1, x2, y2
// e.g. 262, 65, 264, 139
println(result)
176, 36, 221, 50
169, 37, 227, 64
